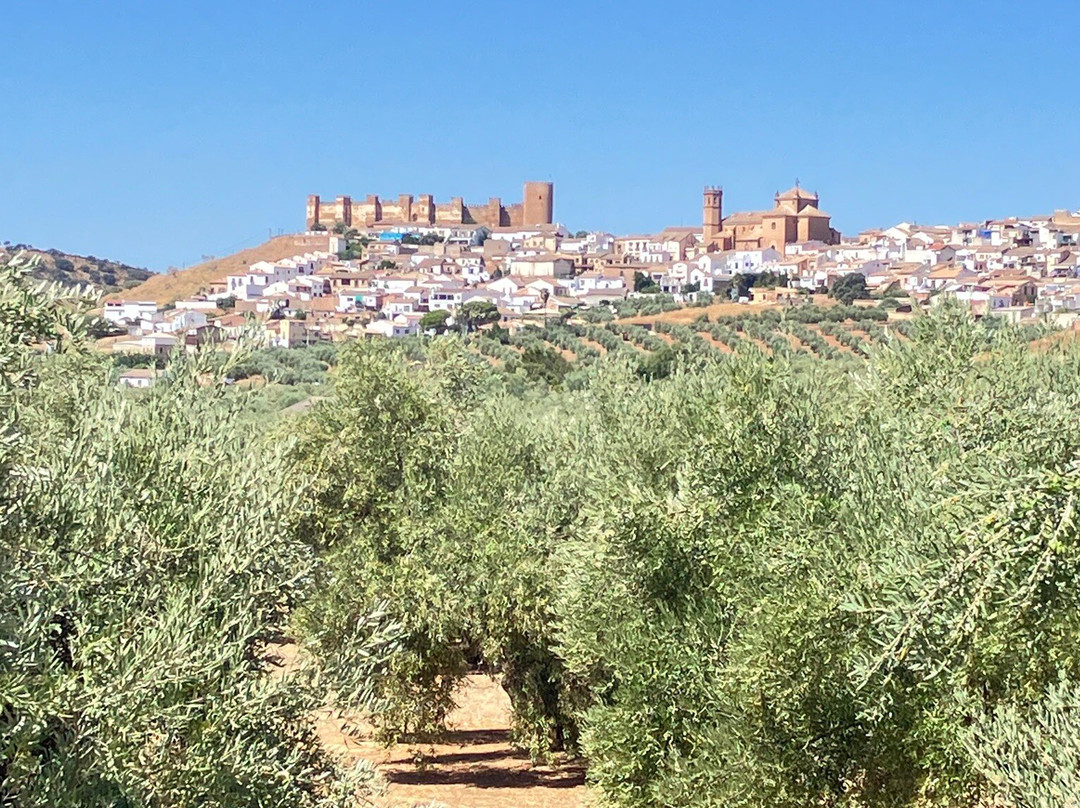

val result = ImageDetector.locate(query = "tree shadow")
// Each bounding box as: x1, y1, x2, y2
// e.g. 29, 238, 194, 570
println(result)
384, 727, 586, 792
392, 728, 512, 746
385, 761, 586, 791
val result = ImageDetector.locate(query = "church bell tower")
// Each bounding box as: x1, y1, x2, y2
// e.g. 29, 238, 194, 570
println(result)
703, 186, 723, 245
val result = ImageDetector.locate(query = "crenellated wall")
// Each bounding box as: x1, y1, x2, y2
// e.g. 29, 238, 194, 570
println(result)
306, 182, 553, 229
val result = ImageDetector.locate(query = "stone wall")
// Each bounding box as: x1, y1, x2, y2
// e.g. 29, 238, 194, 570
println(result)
306, 182, 553, 229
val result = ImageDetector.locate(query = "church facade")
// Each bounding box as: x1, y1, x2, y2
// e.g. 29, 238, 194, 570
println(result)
703, 185, 840, 252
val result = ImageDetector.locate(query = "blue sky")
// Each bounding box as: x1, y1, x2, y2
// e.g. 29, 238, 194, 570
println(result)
3, 0, 1078, 271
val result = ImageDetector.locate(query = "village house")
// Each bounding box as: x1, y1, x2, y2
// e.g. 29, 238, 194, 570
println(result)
428, 285, 483, 312
507, 254, 575, 278
152, 308, 208, 334
365, 313, 423, 338
925, 263, 979, 291
118, 368, 160, 389
265, 318, 316, 348
112, 333, 179, 358
104, 300, 158, 327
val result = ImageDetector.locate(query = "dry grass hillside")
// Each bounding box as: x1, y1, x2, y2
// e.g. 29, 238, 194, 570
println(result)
111, 234, 333, 304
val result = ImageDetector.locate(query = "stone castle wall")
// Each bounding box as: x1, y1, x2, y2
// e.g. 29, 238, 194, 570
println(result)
307, 182, 552, 230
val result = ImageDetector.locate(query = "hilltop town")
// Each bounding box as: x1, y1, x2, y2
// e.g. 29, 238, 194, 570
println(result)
103, 180, 1080, 361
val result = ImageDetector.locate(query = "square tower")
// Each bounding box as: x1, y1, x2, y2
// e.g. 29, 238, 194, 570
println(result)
523, 181, 554, 225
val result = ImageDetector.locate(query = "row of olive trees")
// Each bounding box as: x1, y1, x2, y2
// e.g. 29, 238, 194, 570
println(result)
291, 306, 1080, 808
0, 257, 380, 806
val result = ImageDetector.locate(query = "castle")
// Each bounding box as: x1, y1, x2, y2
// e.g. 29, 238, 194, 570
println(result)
703, 184, 840, 251
306, 181, 554, 230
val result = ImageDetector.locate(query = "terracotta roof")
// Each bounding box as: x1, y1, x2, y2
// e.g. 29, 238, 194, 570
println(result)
928, 264, 969, 278
722, 211, 767, 226
777, 186, 818, 201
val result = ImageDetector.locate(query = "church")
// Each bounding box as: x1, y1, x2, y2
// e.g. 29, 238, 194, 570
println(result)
703, 184, 840, 252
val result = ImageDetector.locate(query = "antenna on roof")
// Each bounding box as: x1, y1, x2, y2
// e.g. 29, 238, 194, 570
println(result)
795, 178, 800, 189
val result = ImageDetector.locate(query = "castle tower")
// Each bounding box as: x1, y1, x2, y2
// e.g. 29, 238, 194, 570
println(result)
306, 195, 321, 230
703, 186, 723, 244
523, 181, 554, 225
416, 194, 434, 224
335, 196, 352, 226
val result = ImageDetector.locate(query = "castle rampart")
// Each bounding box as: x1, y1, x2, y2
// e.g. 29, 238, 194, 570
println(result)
306, 181, 554, 230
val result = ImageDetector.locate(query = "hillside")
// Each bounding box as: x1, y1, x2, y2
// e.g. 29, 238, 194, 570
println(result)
112, 233, 333, 304
2, 243, 153, 293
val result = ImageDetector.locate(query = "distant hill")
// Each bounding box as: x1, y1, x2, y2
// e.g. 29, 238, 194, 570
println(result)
2, 243, 153, 293
112, 234, 334, 304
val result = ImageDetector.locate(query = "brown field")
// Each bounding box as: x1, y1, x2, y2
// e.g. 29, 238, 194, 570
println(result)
111, 234, 333, 304
615, 300, 781, 326
1031, 325, 1080, 353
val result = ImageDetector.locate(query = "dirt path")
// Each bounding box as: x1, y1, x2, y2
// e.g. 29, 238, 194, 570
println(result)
317, 675, 588, 808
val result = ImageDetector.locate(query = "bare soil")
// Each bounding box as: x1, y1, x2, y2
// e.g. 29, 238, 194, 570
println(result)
812, 327, 852, 353
704, 334, 735, 353
316, 675, 588, 808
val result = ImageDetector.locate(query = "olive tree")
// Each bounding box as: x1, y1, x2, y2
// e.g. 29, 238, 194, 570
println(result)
1, 258, 376, 806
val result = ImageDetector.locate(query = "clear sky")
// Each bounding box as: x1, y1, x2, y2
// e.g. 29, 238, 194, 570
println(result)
3, 0, 1078, 271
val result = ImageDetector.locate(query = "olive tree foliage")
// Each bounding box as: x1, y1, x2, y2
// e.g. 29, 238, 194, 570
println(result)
291, 304, 1080, 806
0, 257, 375, 806
965, 683, 1080, 808
555, 306, 1080, 808
291, 337, 592, 758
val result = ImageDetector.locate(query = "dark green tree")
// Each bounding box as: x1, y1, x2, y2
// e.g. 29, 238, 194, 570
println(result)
420, 308, 450, 335
829, 272, 869, 304
633, 271, 659, 293
456, 299, 500, 334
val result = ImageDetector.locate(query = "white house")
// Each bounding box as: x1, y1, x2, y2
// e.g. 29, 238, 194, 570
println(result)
104, 300, 158, 326
507, 254, 575, 278
223, 251, 334, 301
365, 313, 422, 338
112, 333, 179, 358
428, 285, 482, 312
118, 368, 160, 389
174, 298, 220, 312
721, 248, 783, 275
562, 272, 626, 298
486, 276, 522, 297
152, 309, 208, 334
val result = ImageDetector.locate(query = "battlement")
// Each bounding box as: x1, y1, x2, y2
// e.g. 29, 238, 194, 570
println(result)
306, 182, 554, 230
